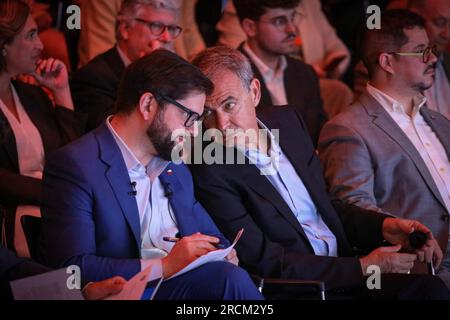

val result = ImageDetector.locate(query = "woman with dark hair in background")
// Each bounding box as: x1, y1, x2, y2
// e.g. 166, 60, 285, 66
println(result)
0, 0, 85, 257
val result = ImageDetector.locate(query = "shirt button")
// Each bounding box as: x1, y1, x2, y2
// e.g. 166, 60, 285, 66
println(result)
440, 168, 446, 173
425, 143, 431, 147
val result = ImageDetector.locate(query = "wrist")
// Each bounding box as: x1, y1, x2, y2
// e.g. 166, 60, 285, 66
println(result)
359, 257, 369, 276
53, 88, 74, 110
161, 257, 172, 279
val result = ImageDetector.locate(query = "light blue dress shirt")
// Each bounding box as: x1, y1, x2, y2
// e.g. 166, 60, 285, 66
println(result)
243, 120, 338, 257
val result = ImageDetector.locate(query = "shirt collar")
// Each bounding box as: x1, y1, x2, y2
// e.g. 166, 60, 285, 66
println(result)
106, 116, 141, 171
243, 42, 287, 80
116, 45, 132, 67
240, 119, 281, 168
106, 116, 169, 178
366, 83, 427, 117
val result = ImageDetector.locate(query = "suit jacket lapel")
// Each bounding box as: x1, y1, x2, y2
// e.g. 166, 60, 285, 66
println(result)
235, 114, 313, 249
442, 52, 450, 81
106, 47, 126, 83
242, 160, 312, 248
263, 115, 349, 244
95, 124, 141, 249
238, 44, 275, 108
359, 93, 448, 210
12, 81, 61, 157
158, 163, 198, 237
421, 107, 450, 160
0, 109, 19, 171
284, 62, 306, 108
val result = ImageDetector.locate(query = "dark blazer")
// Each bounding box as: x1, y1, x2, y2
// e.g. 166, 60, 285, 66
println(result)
443, 52, 450, 81
190, 106, 388, 290
0, 80, 86, 249
70, 47, 125, 131
39, 123, 230, 283
239, 44, 327, 146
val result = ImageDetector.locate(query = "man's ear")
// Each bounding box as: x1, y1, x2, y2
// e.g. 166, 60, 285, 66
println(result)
378, 53, 395, 75
241, 18, 257, 38
249, 78, 261, 108
138, 92, 155, 121
118, 21, 130, 41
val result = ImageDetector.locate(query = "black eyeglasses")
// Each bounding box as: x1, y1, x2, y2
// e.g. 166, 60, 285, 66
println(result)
258, 11, 302, 31
389, 45, 439, 63
156, 94, 212, 128
134, 18, 183, 39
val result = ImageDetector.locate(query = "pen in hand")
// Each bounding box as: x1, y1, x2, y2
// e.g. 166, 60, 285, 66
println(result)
163, 236, 225, 249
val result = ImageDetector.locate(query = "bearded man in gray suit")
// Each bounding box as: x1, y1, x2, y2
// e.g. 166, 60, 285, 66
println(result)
319, 10, 450, 288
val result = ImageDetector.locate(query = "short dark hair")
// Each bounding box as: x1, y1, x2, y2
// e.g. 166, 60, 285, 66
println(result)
359, 9, 426, 77
0, 0, 30, 72
115, 49, 214, 114
233, 0, 301, 22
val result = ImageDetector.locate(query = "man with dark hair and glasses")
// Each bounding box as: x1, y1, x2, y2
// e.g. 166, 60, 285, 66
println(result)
71, 0, 184, 131
231, 0, 328, 146
39, 49, 263, 300
354, 0, 450, 120
319, 9, 450, 289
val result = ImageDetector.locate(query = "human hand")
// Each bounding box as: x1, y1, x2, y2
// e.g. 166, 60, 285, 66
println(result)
360, 245, 417, 275
83, 276, 127, 300
161, 232, 220, 278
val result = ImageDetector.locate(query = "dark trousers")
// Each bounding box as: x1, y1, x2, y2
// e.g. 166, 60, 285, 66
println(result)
154, 261, 264, 300
262, 274, 450, 300
357, 274, 450, 300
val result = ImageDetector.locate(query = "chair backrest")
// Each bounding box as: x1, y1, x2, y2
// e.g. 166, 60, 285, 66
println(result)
20, 215, 42, 260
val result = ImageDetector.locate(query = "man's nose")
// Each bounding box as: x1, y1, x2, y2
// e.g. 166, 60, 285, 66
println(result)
215, 112, 230, 131
441, 23, 450, 41
285, 20, 297, 34
158, 28, 172, 43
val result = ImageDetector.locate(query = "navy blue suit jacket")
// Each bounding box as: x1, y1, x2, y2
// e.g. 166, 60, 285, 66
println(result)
39, 123, 229, 283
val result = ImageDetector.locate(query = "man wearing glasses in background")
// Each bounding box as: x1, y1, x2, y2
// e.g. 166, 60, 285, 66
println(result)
71, 0, 183, 131
39, 49, 263, 300
232, 0, 327, 146
319, 10, 450, 289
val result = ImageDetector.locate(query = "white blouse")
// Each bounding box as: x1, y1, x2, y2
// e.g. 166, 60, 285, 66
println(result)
0, 83, 44, 257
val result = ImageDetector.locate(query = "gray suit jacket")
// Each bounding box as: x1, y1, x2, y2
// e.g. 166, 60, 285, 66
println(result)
318, 92, 450, 251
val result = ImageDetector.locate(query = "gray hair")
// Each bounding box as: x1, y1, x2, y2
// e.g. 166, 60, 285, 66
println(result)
192, 46, 254, 92
115, 0, 179, 41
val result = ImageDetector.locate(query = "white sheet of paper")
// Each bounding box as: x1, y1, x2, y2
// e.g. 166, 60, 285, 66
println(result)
167, 228, 244, 280
10, 268, 84, 300
104, 266, 153, 300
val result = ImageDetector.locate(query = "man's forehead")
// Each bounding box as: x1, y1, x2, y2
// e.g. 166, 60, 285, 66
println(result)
139, 5, 177, 21
423, 0, 450, 18
262, 6, 297, 18
207, 79, 242, 104
402, 27, 429, 48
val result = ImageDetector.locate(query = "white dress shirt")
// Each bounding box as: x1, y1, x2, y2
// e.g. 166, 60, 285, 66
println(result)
243, 42, 288, 106
367, 84, 450, 214
0, 83, 44, 257
107, 117, 178, 281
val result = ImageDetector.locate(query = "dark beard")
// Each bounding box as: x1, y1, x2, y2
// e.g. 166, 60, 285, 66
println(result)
411, 81, 433, 93
146, 111, 176, 162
